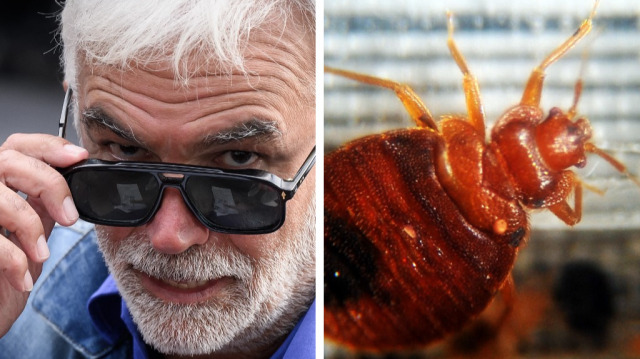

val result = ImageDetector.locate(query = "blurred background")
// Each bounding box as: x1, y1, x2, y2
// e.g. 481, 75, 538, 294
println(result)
0, 1, 79, 144
325, 0, 640, 358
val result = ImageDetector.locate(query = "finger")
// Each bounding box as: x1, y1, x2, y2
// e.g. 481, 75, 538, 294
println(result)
1, 133, 87, 169
0, 133, 86, 265
0, 148, 80, 226
0, 185, 48, 263
28, 196, 57, 238
0, 234, 33, 292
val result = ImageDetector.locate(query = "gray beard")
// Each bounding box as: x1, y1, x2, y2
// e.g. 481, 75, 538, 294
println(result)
95, 200, 315, 356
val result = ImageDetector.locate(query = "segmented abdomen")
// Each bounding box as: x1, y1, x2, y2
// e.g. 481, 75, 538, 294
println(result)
324, 128, 517, 351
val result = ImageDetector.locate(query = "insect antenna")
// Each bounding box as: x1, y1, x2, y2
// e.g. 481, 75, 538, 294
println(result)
568, 24, 604, 120
521, 0, 598, 107
569, 22, 640, 190
584, 143, 640, 189
540, 0, 599, 71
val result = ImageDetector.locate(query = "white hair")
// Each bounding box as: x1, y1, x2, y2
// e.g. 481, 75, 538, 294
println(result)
58, 0, 315, 89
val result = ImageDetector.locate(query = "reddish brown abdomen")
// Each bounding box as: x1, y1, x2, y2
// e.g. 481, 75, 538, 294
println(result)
324, 129, 517, 351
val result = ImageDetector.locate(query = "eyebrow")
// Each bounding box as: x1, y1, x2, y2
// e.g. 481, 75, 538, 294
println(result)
81, 107, 143, 145
202, 118, 282, 146
80, 106, 282, 148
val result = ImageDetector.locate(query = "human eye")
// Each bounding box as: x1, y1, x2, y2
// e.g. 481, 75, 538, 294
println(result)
220, 151, 259, 168
106, 142, 150, 161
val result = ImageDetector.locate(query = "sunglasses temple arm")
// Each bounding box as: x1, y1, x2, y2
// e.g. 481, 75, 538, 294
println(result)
282, 146, 316, 200
58, 88, 73, 138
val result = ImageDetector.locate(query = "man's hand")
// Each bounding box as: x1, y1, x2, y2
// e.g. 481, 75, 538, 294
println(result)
0, 133, 87, 337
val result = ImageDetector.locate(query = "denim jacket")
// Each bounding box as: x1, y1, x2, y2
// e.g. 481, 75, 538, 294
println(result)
0, 221, 124, 358
0, 221, 315, 358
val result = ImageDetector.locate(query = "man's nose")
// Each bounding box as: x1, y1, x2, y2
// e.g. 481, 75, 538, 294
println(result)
145, 187, 209, 254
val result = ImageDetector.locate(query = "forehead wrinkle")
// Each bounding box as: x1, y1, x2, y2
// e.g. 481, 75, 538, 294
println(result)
201, 118, 282, 146
81, 107, 145, 145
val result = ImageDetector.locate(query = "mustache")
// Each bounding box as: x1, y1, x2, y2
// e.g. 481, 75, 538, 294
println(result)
97, 229, 254, 283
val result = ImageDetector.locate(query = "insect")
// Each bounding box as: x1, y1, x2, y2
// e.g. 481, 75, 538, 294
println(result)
324, 0, 635, 351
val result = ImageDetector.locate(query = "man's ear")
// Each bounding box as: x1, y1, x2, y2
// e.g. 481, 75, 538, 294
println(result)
62, 80, 69, 92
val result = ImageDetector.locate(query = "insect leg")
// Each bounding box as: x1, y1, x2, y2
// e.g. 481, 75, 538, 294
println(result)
520, 0, 598, 107
446, 11, 486, 140
324, 66, 438, 130
548, 180, 583, 226
567, 39, 595, 120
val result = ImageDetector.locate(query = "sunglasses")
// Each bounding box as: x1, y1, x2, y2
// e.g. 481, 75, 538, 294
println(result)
57, 89, 315, 234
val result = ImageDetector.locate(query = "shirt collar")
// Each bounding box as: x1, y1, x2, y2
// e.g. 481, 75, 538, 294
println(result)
87, 275, 151, 358
87, 275, 124, 345
270, 300, 316, 359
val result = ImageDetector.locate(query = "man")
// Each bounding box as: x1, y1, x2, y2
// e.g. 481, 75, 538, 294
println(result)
0, 0, 316, 358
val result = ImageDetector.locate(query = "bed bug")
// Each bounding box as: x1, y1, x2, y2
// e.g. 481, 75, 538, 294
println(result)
324, 0, 635, 351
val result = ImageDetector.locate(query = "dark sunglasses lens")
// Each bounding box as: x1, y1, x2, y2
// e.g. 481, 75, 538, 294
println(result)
66, 169, 160, 224
185, 176, 284, 231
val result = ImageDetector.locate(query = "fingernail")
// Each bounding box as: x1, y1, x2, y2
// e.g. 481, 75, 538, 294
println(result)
36, 235, 50, 261
63, 144, 86, 156
23, 271, 33, 292
63, 196, 79, 223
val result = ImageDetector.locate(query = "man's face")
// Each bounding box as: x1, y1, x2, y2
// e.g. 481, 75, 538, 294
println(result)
73, 17, 315, 357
